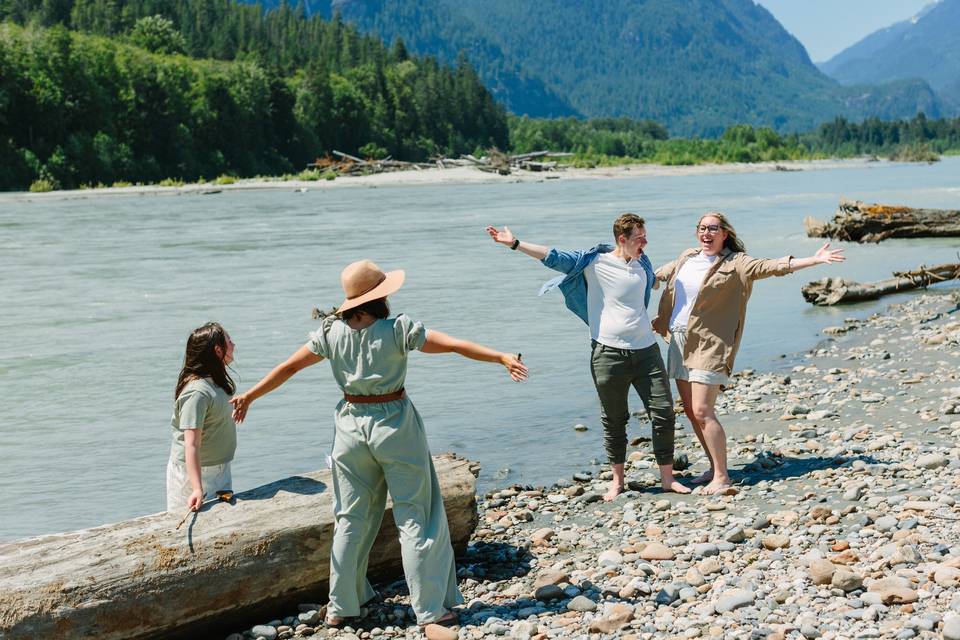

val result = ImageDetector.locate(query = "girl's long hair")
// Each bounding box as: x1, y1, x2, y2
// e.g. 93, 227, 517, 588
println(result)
700, 211, 746, 253
175, 322, 235, 398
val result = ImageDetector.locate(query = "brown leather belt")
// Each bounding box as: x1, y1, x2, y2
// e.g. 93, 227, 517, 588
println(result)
343, 388, 405, 404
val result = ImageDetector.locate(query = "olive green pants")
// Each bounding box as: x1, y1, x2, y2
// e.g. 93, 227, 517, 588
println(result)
327, 399, 463, 625
589, 341, 675, 465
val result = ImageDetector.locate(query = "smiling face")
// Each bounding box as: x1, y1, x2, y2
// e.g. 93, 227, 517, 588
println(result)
696, 215, 728, 256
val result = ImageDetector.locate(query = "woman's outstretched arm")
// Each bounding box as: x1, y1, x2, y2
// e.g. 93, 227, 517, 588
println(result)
788, 242, 846, 272
421, 330, 528, 382
230, 346, 324, 423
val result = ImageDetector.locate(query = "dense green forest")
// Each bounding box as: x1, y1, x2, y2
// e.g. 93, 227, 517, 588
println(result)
1, 2, 958, 192
0, 0, 507, 190
509, 114, 960, 166
290, 0, 945, 136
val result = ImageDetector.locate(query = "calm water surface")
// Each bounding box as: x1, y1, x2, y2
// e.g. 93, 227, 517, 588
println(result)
2, 159, 959, 541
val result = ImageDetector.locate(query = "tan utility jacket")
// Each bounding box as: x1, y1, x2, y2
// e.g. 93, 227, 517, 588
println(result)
653, 248, 793, 374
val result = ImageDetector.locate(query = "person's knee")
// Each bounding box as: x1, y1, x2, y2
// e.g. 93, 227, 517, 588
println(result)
692, 403, 716, 424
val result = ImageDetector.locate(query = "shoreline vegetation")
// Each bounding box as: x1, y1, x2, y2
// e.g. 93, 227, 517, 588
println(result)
2, 6, 959, 195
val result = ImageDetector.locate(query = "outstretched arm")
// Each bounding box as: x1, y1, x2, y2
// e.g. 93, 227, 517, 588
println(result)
230, 346, 324, 423
788, 242, 845, 272
486, 225, 548, 261
421, 330, 528, 382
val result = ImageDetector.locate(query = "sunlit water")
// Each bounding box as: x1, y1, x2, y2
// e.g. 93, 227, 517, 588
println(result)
2, 159, 959, 541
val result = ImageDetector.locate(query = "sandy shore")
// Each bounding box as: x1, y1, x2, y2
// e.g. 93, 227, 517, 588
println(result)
0, 158, 881, 202
229, 290, 960, 640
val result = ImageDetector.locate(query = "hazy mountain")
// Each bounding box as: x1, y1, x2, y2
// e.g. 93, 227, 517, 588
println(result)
820, 0, 960, 106
244, 0, 944, 134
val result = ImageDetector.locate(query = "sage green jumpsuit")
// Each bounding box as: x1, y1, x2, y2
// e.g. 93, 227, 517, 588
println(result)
306, 314, 463, 625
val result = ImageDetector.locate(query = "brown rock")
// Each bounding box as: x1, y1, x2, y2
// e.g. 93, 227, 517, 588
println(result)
640, 542, 675, 561
769, 511, 799, 527
588, 604, 634, 634
832, 540, 850, 552
424, 623, 459, 640
530, 528, 555, 547
533, 570, 568, 589
809, 506, 832, 521
934, 566, 960, 588
831, 550, 860, 565
809, 558, 836, 585
868, 577, 919, 604
762, 534, 790, 550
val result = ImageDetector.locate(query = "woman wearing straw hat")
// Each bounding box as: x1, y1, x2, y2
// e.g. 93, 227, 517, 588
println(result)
230, 259, 527, 629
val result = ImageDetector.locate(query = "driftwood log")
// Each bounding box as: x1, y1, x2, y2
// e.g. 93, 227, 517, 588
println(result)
805, 197, 960, 243
802, 262, 960, 305
0, 454, 479, 640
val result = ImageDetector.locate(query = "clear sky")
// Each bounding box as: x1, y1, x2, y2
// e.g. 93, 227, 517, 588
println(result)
755, 0, 934, 62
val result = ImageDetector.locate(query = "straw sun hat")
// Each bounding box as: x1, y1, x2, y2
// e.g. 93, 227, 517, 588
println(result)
337, 259, 405, 313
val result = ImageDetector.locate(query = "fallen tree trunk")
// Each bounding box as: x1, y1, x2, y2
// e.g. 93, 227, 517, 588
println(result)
0, 453, 479, 640
805, 197, 960, 243
802, 262, 960, 305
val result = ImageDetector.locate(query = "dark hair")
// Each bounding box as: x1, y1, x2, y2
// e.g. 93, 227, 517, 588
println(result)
613, 212, 646, 242
699, 211, 746, 253
175, 322, 235, 399
338, 297, 390, 322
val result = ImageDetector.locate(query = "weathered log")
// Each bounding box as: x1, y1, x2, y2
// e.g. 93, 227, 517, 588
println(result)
0, 454, 479, 640
802, 262, 960, 306
332, 149, 367, 164
805, 197, 960, 243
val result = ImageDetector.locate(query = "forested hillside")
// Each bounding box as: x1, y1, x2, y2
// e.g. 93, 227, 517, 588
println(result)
273, 0, 944, 136
0, 0, 507, 190
820, 0, 960, 107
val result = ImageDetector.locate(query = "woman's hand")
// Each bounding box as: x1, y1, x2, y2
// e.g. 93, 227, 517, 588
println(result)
486, 225, 515, 246
187, 488, 204, 512
230, 393, 252, 424
814, 242, 845, 265
500, 353, 528, 382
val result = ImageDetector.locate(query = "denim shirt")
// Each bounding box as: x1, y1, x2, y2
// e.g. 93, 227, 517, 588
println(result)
539, 243, 656, 325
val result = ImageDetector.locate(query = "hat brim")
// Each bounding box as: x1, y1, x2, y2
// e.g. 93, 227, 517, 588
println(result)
337, 269, 405, 313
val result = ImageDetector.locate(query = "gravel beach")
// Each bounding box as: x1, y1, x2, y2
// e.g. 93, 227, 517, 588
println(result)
232, 290, 960, 640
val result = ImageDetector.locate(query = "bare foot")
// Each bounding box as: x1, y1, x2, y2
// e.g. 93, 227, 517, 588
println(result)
603, 482, 625, 501
701, 478, 732, 495
690, 469, 714, 485
662, 480, 692, 494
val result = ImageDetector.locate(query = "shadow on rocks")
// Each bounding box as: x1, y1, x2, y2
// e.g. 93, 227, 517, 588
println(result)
730, 452, 887, 487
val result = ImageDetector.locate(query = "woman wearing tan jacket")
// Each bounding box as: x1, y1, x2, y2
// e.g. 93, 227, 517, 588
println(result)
653, 212, 844, 494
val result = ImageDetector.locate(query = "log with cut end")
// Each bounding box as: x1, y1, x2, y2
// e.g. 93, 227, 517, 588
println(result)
805, 197, 960, 243
0, 453, 479, 640
802, 263, 960, 305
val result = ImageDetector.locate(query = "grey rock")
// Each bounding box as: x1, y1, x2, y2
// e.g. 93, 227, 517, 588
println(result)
656, 585, 680, 605
917, 453, 947, 469
874, 516, 898, 532
800, 624, 820, 638
693, 543, 719, 557
724, 526, 746, 543
944, 616, 960, 640
715, 589, 755, 613
534, 584, 565, 601
566, 595, 597, 612
251, 626, 278, 640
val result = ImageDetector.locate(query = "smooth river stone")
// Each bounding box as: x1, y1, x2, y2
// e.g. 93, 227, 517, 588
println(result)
640, 542, 675, 560
714, 589, 755, 613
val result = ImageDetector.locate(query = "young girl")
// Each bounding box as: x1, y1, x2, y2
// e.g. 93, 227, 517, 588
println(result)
230, 259, 527, 628
166, 322, 237, 512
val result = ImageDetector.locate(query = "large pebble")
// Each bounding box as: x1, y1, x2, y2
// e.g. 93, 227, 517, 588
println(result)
943, 615, 960, 640
424, 624, 458, 640
588, 603, 634, 634
566, 595, 597, 612
809, 558, 836, 585
762, 534, 790, 550
831, 569, 863, 592
916, 453, 947, 469
714, 589, 755, 613
251, 626, 278, 640
640, 542, 675, 560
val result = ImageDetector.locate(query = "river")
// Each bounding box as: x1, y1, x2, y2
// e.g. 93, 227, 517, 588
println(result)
1, 158, 958, 541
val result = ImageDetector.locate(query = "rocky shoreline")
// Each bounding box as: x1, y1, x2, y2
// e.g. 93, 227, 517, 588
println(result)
230, 290, 960, 640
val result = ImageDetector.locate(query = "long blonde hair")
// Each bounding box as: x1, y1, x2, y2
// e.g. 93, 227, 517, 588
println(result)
700, 211, 745, 253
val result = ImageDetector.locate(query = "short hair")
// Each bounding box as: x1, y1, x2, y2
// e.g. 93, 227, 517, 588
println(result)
613, 213, 645, 242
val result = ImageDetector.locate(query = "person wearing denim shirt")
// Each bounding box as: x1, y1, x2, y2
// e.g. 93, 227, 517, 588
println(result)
487, 214, 689, 500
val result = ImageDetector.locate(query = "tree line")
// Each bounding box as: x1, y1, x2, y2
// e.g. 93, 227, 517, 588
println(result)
0, 1, 507, 190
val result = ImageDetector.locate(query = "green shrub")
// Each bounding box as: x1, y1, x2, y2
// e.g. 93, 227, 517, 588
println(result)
214, 175, 238, 185
29, 179, 56, 192
112, 181, 133, 188
158, 177, 185, 187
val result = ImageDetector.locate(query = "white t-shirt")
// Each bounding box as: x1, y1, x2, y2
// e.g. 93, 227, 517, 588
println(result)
669, 252, 718, 328
583, 252, 656, 349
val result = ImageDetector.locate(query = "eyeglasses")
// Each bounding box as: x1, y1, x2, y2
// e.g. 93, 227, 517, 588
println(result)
697, 224, 721, 234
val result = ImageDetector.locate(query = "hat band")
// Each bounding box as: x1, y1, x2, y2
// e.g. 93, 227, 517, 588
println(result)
346, 273, 386, 301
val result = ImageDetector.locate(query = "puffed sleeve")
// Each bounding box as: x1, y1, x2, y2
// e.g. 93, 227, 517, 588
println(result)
177, 388, 210, 430
393, 314, 427, 353
306, 315, 336, 358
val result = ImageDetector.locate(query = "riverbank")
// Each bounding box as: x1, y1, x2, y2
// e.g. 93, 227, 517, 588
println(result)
0, 158, 884, 202
230, 290, 960, 640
